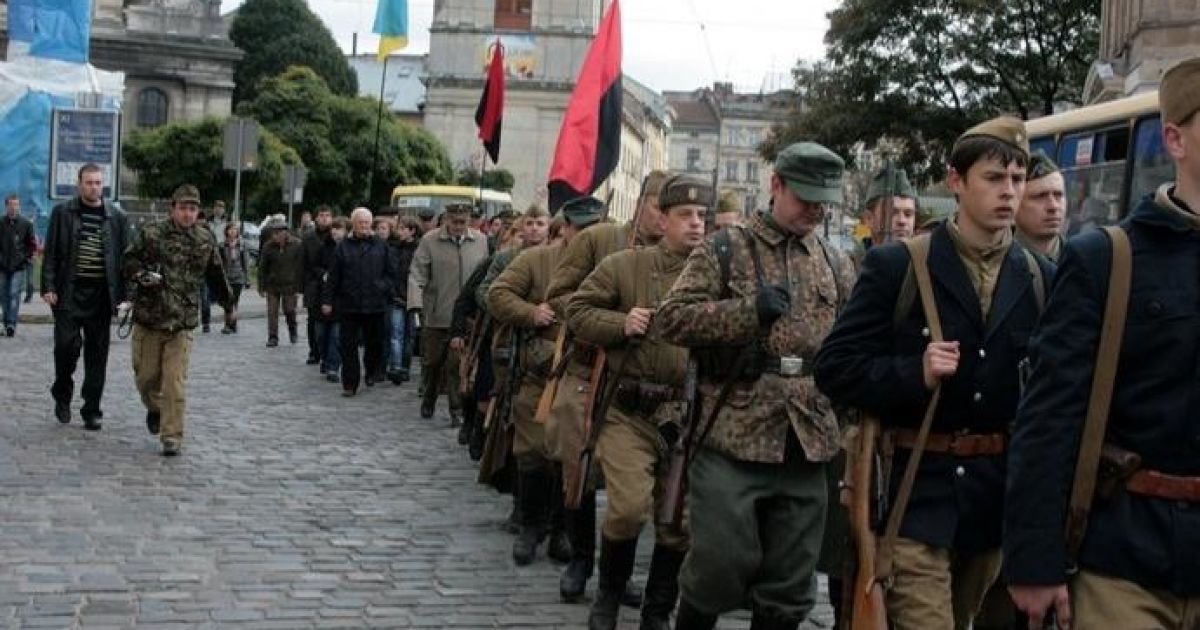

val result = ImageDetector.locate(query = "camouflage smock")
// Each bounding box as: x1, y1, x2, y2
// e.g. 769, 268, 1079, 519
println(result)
656, 212, 856, 464
123, 218, 231, 333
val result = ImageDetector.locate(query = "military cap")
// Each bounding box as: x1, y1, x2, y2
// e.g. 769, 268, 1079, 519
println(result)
1160, 57, 1200, 125
444, 202, 473, 215
559, 196, 605, 227
774, 142, 845, 204
172, 184, 201, 205
496, 208, 518, 220
865, 168, 918, 206
658, 174, 714, 211
716, 190, 744, 214
417, 207, 437, 220
1027, 150, 1061, 181
955, 115, 1030, 156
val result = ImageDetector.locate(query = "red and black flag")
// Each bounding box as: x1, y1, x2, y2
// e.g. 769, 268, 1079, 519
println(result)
546, 0, 622, 211
475, 39, 506, 164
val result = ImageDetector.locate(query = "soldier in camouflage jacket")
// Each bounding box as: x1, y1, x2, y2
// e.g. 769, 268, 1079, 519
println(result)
656, 144, 855, 630
123, 185, 231, 456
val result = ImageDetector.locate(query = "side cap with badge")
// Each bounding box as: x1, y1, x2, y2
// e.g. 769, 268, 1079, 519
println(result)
1160, 57, 1200, 126
954, 115, 1030, 157
659, 174, 714, 211
774, 142, 845, 204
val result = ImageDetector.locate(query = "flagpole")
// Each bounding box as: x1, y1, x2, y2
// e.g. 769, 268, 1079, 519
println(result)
368, 54, 390, 207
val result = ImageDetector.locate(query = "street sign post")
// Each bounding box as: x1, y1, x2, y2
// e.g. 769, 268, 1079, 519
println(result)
282, 165, 308, 228
223, 117, 259, 219
49, 108, 121, 200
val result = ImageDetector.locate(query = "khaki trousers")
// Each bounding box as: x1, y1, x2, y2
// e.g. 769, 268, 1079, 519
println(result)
265, 292, 297, 339
594, 406, 688, 549
885, 537, 1002, 630
1072, 569, 1200, 630
131, 324, 194, 445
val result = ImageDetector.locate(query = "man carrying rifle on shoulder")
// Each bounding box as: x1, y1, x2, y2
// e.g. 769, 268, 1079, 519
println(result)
565, 174, 710, 630
543, 171, 671, 603
656, 144, 856, 630
486, 200, 591, 568
815, 117, 1051, 629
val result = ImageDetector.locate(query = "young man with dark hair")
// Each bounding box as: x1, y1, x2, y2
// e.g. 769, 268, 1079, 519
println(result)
301, 205, 335, 365
42, 164, 130, 429
1005, 57, 1200, 630
815, 117, 1052, 629
1015, 151, 1067, 262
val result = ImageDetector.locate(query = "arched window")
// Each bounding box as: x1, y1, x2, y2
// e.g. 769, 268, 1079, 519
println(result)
137, 88, 169, 129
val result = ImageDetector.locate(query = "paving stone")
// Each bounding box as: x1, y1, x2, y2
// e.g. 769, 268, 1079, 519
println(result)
0, 317, 833, 628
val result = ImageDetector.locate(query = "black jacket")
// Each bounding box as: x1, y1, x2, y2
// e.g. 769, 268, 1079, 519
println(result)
815, 224, 1053, 552
40, 197, 130, 311
389, 238, 418, 307
0, 213, 36, 272
451, 254, 495, 339
301, 226, 331, 308
1006, 190, 1200, 595
321, 234, 395, 315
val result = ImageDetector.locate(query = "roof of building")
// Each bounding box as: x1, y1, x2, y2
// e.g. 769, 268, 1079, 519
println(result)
665, 92, 721, 130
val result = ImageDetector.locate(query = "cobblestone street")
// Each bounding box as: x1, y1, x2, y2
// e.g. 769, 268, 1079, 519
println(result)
0, 303, 832, 629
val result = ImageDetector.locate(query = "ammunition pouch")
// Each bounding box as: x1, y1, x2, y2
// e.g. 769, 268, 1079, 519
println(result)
613, 379, 682, 418
1096, 443, 1143, 500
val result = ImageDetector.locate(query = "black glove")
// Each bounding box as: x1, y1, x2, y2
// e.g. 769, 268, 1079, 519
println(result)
755, 284, 791, 324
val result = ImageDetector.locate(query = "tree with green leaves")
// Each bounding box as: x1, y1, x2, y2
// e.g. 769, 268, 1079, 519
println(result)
123, 118, 302, 221
765, 0, 1100, 184
228, 0, 358, 105
239, 66, 455, 210
456, 166, 516, 192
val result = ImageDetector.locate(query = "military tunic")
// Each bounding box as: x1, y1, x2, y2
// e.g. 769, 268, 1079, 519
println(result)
566, 242, 690, 549
123, 218, 231, 447
487, 242, 565, 463
655, 213, 855, 621
544, 220, 655, 477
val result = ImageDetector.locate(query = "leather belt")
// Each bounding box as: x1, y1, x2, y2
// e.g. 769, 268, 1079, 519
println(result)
1127, 469, 1200, 502
893, 429, 1007, 456
762, 355, 813, 377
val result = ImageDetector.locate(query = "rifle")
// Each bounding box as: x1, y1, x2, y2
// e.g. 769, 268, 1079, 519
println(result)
656, 356, 698, 528
845, 418, 887, 630
565, 346, 608, 508
496, 328, 525, 433
460, 313, 492, 397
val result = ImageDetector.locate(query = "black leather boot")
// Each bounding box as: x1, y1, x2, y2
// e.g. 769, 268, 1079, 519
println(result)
587, 536, 638, 630
559, 490, 595, 602
546, 473, 571, 563
673, 599, 717, 630
639, 545, 686, 630
512, 467, 548, 566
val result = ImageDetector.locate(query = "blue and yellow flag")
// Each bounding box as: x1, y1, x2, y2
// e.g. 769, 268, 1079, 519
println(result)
373, 0, 409, 60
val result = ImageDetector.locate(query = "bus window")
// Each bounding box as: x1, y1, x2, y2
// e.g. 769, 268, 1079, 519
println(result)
1129, 115, 1175, 212
1058, 129, 1125, 234
1030, 137, 1056, 160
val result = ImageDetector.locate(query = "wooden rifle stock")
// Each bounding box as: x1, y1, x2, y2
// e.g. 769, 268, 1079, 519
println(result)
565, 348, 608, 509
846, 417, 887, 630
534, 326, 570, 424
657, 358, 697, 528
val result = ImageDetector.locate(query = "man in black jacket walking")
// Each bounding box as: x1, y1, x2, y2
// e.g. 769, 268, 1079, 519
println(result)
301, 205, 333, 364
0, 193, 36, 336
322, 208, 396, 396
41, 164, 130, 429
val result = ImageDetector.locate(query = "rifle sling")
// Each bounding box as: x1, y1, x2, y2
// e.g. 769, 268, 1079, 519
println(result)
875, 234, 944, 582
1065, 226, 1132, 561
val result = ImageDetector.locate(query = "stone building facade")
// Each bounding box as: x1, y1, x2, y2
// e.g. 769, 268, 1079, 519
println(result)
1085, 0, 1200, 102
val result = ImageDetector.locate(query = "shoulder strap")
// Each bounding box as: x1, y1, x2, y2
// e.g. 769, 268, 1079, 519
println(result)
876, 233, 945, 582
1021, 247, 1047, 313
1065, 225, 1133, 562
815, 234, 845, 310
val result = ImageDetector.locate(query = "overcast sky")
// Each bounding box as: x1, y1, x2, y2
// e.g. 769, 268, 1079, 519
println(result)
221, 0, 837, 92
